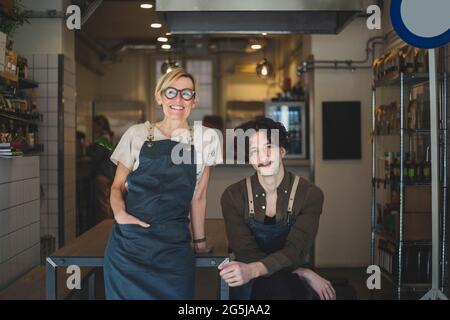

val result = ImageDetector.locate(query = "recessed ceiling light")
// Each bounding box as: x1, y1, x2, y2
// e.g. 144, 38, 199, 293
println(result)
157, 37, 168, 42
161, 44, 171, 50
166, 32, 172, 36
151, 23, 162, 29
262, 33, 268, 36
140, 3, 153, 9
251, 44, 262, 50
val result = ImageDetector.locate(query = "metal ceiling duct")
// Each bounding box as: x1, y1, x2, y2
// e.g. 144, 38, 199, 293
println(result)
156, 0, 366, 34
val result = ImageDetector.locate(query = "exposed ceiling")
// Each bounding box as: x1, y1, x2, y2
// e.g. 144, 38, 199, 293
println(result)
76, 0, 365, 62
77, 0, 282, 62
157, 0, 365, 34
82, 0, 165, 46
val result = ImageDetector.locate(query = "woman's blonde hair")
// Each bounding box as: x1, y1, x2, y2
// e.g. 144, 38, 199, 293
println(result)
154, 67, 199, 104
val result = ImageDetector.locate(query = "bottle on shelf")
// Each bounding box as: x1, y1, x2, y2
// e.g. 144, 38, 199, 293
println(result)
385, 152, 393, 182
393, 152, 401, 183
423, 146, 431, 183
0, 119, 9, 143
415, 152, 424, 183
403, 152, 410, 182
407, 152, 416, 184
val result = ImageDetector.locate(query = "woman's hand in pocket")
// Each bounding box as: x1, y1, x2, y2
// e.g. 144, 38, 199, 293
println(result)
114, 211, 150, 228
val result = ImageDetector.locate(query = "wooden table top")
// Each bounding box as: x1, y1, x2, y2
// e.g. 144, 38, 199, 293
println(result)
0, 219, 229, 300
51, 219, 229, 258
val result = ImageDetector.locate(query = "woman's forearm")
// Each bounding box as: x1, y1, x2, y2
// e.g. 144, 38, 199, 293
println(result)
110, 185, 126, 217
190, 197, 207, 240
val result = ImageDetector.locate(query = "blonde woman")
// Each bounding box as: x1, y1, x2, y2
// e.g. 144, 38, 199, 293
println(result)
103, 68, 222, 299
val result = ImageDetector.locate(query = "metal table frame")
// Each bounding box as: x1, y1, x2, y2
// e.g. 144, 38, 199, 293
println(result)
46, 256, 229, 300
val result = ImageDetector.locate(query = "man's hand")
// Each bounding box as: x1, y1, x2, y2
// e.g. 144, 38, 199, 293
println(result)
218, 261, 266, 287
115, 211, 150, 228
293, 268, 336, 300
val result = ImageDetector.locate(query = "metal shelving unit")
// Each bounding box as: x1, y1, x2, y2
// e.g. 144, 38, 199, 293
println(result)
370, 70, 446, 299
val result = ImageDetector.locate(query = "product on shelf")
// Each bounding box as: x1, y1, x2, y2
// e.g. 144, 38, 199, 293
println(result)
375, 102, 399, 134
373, 45, 430, 83
402, 45, 416, 74
0, 119, 10, 142
423, 146, 431, 183
17, 56, 29, 79
414, 48, 429, 74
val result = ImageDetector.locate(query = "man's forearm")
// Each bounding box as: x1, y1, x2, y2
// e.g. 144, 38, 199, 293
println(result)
250, 262, 269, 279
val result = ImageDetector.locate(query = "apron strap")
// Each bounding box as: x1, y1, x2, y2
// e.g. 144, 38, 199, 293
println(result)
246, 174, 300, 221
245, 177, 255, 218
287, 175, 300, 215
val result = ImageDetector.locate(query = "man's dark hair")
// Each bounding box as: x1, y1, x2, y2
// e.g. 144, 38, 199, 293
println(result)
236, 116, 290, 150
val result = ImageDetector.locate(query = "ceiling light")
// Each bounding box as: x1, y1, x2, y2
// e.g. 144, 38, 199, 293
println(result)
251, 44, 262, 50
262, 33, 268, 36
256, 58, 273, 78
161, 44, 171, 50
140, 3, 153, 9
157, 37, 168, 42
151, 23, 162, 29
166, 32, 172, 36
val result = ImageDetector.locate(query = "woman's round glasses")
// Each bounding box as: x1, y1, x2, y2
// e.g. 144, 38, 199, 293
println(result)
164, 87, 196, 101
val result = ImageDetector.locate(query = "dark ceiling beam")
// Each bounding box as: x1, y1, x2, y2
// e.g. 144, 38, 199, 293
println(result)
81, 0, 103, 26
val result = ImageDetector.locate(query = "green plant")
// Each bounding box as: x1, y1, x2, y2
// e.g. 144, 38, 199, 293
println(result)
0, 0, 30, 39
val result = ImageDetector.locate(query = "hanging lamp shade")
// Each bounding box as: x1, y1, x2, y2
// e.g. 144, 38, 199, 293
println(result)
161, 58, 179, 74
256, 58, 273, 78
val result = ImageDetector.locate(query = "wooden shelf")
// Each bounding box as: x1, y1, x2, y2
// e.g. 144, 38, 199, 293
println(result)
374, 73, 429, 88
374, 228, 397, 243
375, 128, 431, 136
19, 78, 39, 89
0, 70, 18, 85
0, 109, 43, 124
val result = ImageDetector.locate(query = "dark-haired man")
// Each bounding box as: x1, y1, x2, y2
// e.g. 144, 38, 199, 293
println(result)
219, 117, 336, 300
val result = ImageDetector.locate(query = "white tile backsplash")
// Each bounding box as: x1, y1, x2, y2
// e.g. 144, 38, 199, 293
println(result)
48, 170, 58, 185
48, 184, 58, 200
47, 112, 58, 127
49, 213, 58, 228
36, 97, 47, 112
47, 141, 58, 156
37, 84, 48, 98
34, 54, 48, 69
48, 54, 58, 69
48, 69, 58, 83
48, 83, 58, 98
34, 69, 48, 83
47, 127, 58, 141
48, 97, 58, 112
48, 199, 58, 214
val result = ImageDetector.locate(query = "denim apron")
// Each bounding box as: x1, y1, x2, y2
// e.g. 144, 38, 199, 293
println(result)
104, 124, 197, 299
230, 175, 300, 300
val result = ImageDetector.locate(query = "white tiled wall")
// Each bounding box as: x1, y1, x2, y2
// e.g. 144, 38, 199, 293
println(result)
22, 54, 77, 248
23, 53, 61, 245
0, 157, 40, 290
63, 56, 77, 244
